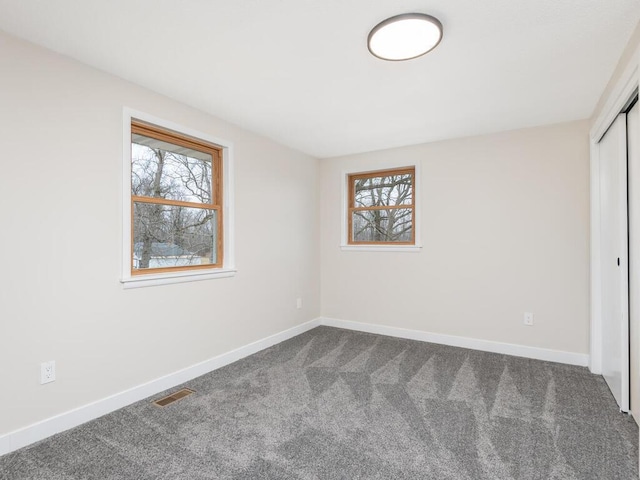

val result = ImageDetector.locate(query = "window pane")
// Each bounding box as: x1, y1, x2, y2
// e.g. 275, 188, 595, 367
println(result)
132, 134, 214, 204
354, 173, 413, 208
352, 208, 413, 243
133, 202, 217, 270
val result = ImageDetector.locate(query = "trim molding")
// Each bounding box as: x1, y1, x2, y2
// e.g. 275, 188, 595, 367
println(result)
0, 318, 321, 457
320, 317, 590, 367
590, 43, 639, 143
589, 139, 603, 374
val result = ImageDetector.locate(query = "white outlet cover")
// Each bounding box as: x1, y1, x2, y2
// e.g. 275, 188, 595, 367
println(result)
524, 312, 534, 326
40, 361, 56, 384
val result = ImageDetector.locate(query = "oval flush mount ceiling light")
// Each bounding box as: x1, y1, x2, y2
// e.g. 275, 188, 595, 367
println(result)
368, 13, 443, 61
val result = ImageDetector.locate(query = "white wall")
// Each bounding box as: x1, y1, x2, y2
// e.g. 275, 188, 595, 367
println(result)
321, 121, 590, 355
0, 31, 320, 435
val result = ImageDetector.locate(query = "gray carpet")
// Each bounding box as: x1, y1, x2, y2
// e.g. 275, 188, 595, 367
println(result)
1, 326, 638, 479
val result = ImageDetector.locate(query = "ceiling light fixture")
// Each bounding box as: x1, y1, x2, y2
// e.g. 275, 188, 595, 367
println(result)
367, 13, 443, 61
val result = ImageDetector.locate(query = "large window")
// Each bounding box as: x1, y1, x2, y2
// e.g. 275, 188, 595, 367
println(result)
130, 121, 223, 275
347, 166, 415, 245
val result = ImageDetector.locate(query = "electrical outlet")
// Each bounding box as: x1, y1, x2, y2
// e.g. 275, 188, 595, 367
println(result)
40, 361, 56, 384
296, 298, 303, 309
524, 312, 534, 326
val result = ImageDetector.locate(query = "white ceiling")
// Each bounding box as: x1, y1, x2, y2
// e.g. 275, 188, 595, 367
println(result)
0, 1, 638, 158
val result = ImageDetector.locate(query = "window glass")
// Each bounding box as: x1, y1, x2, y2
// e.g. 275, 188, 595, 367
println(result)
353, 173, 413, 208
351, 208, 413, 243
132, 135, 213, 204
133, 203, 217, 270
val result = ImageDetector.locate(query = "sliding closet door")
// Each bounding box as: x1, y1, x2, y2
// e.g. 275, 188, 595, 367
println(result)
600, 114, 629, 412
629, 101, 639, 421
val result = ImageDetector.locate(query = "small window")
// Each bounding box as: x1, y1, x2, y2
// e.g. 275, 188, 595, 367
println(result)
130, 121, 223, 275
347, 166, 416, 245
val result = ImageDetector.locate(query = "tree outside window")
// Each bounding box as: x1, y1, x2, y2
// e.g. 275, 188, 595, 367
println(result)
348, 167, 415, 244
131, 121, 223, 274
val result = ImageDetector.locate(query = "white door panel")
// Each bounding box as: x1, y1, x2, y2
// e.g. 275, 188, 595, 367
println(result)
599, 114, 629, 412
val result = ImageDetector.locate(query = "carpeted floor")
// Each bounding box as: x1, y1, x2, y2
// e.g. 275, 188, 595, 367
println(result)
1, 326, 638, 479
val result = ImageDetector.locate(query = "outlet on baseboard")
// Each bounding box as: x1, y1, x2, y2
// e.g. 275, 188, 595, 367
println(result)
524, 312, 534, 326
40, 361, 56, 384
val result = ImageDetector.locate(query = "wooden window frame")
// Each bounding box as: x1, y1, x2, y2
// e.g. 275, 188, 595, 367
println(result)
130, 120, 224, 275
347, 166, 416, 245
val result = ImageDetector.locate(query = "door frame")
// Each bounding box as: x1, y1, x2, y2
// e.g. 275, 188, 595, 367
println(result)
590, 44, 639, 379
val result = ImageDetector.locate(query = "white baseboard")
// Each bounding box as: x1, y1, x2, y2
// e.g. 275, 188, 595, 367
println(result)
0, 318, 321, 457
1, 316, 590, 457
319, 317, 590, 367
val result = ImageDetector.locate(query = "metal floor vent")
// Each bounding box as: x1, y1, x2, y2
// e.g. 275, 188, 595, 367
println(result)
153, 388, 195, 407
